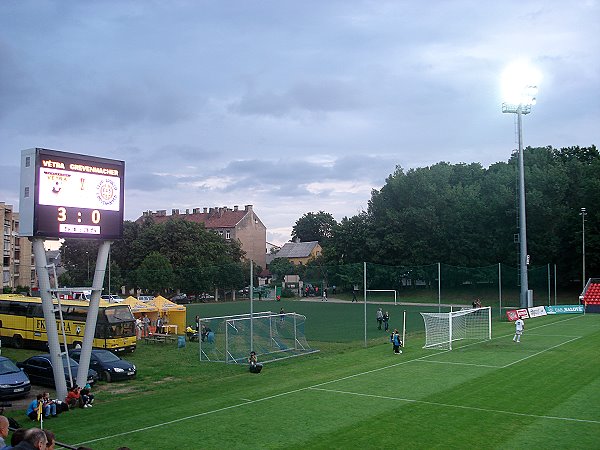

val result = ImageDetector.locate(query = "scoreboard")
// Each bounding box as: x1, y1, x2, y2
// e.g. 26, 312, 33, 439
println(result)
20, 148, 125, 240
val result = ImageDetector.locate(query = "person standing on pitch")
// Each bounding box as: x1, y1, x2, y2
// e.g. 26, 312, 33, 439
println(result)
376, 308, 384, 330
383, 311, 390, 331
513, 317, 525, 343
391, 329, 403, 354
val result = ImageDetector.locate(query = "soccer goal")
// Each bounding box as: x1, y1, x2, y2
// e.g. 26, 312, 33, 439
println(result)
199, 312, 319, 363
366, 289, 397, 305
420, 307, 492, 350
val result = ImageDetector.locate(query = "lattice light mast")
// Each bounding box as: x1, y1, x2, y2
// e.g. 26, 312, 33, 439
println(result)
502, 61, 540, 308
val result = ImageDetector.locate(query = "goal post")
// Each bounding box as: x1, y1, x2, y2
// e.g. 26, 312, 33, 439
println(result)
420, 306, 491, 350
199, 312, 318, 363
366, 289, 397, 305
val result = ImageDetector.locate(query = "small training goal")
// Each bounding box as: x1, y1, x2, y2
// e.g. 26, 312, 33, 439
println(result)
420, 306, 492, 350
366, 289, 397, 305
199, 312, 319, 363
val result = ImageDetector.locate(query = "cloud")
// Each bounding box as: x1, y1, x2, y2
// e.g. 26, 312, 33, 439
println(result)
230, 79, 365, 117
0, 41, 34, 120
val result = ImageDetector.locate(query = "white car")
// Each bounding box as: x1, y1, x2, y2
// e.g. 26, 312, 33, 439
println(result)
138, 295, 154, 302
101, 295, 124, 303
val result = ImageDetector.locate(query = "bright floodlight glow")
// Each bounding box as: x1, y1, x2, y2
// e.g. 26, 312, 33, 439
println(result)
501, 60, 541, 107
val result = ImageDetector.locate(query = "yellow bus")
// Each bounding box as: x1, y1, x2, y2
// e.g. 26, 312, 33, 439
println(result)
0, 295, 136, 353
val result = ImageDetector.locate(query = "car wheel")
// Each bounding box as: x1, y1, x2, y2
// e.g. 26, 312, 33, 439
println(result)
103, 370, 112, 382
13, 334, 24, 349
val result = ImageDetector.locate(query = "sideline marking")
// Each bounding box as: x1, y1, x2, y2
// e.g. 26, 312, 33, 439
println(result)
501, 336, 581, 368
75, 314, 589, 446
417, 360, 501, 368
309, 387, 600, 425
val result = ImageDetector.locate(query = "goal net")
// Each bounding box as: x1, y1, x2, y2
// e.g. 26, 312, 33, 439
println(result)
199, 312, 318, 363
420, 307, 491, 350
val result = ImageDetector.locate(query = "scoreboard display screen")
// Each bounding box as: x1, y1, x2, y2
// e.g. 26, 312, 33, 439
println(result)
21, 148, 125, 240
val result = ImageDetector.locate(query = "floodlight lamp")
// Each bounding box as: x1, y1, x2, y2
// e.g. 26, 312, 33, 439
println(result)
501, 61, 541, 112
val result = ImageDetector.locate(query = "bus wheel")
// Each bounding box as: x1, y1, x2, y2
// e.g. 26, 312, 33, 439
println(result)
103, 370, 112, 383
13, 335, 24, 349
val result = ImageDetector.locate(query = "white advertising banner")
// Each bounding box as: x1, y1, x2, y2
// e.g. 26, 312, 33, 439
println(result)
528, 306, 547, 318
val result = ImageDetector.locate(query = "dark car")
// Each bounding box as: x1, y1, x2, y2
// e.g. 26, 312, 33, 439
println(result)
17, 354, 98, 388
0, 356, 31, 399
170, 293, 190, 304
69, 349, 136, 382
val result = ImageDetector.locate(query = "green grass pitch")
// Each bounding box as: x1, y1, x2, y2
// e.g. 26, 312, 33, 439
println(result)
3, 301, 599, 449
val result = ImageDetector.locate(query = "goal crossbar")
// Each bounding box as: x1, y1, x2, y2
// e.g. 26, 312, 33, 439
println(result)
366, 289, 397, 305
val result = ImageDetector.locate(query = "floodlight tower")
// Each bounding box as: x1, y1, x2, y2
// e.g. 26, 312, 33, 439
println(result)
581, 207, 587, 290
502, 61, 540, 308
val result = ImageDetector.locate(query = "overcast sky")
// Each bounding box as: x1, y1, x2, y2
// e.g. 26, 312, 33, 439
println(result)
1, 0, 598, 246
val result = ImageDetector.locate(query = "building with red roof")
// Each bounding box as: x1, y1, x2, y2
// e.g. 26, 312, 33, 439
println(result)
137, 204, 266, 268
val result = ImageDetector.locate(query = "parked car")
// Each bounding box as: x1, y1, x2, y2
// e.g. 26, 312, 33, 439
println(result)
101, 295, 124, 303
69, 349, 136, 382
17, 354, 98, 388
138, 295, 154, 302
0, 356, 31, 399
170, 293, 190, 304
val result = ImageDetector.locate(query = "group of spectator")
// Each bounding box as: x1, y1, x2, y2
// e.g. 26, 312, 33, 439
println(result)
0, 423, 55, 450
136, 313, 170, 339
25, 385, 94, 426
65, 385, 94, 409
0, 419, 132, 450
376, 308, 390, 331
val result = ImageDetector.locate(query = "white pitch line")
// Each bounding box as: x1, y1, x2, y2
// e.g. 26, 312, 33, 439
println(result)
309, 387, 600, 425
502, 336, 582, 368
76, 314, 590, 446
417, 360, 502, 368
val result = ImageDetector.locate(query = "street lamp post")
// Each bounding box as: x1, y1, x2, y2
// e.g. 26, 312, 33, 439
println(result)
502, 61, 540, 308
581, 207, 587, 290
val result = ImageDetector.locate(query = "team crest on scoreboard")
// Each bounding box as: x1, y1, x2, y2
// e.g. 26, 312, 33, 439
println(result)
96, 178, 118, 206
43, 170, 71, 195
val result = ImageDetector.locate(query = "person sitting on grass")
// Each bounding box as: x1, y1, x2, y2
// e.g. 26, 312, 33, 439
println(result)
248, 351, 263, 373
64, 386, 81, 410
80, 384, 94, 408
27, 393, 56, 420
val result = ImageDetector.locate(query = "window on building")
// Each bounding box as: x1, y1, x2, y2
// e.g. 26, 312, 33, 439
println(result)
225, 230, 231, 239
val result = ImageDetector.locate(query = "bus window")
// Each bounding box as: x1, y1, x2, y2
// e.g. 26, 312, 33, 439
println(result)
63, 306, 89, 322
9, 302, 27, 316
104, 306, 135, 322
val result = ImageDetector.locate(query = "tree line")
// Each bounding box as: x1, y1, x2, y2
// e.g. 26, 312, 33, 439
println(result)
59, 217, 252, 296
291, 145, 598, 288
57, 144, 597, 295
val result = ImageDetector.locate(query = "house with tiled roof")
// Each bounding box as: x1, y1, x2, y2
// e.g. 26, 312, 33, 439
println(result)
272, 241, 322, 265
137, 205, 266, 268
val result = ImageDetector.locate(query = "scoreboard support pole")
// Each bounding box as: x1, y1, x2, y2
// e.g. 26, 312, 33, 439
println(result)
32, 238, 69, 401
75, 240, 111, 388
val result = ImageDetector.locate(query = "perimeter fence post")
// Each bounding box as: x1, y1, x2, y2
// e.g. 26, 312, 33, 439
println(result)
438, 262, 441, 312
499, 262, 502, 317
363, 261, 367, 348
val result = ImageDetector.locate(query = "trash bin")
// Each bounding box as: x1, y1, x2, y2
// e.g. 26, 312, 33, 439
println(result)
177, 336, 186, 348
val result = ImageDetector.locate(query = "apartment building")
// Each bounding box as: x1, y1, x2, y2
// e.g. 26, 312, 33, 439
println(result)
1, 201, 35, 290
138, 204, 267, 268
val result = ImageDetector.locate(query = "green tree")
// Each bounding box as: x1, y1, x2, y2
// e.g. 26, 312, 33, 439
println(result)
325, 212, 371, 264
291, 211, 337, 245
268, 257, 296, 280
136, 251, 173, 294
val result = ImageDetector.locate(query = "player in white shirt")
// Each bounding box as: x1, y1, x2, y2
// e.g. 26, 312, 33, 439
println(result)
513, 318, 525, 342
